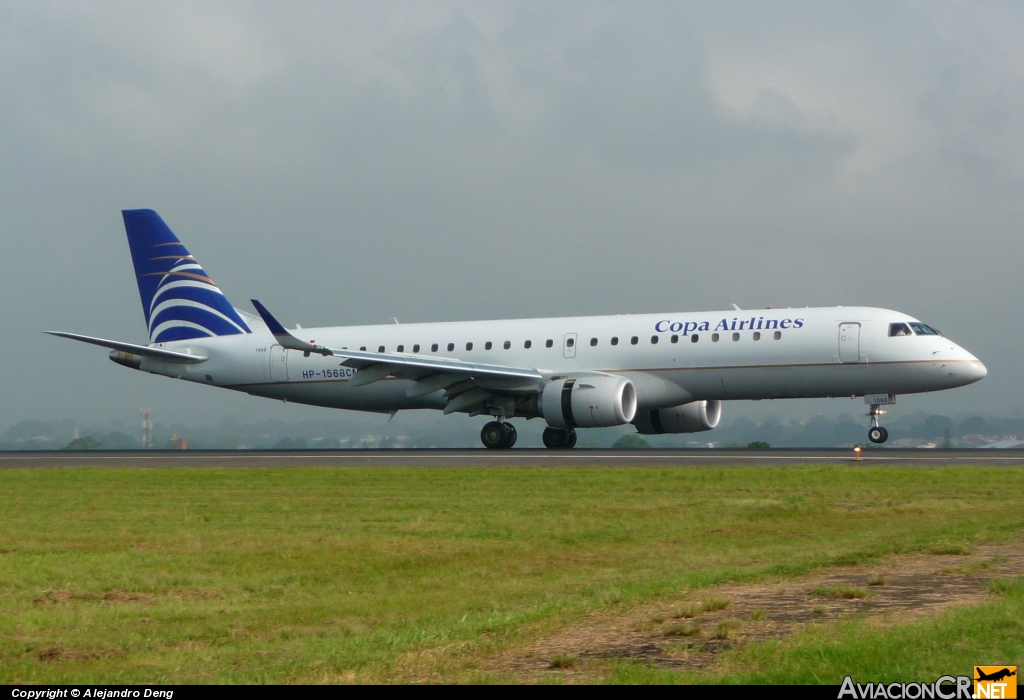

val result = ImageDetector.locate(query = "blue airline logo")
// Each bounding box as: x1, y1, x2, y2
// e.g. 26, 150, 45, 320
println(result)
122, 209, 252, 344
145, 256, 251, 343
655, 317, 805, 334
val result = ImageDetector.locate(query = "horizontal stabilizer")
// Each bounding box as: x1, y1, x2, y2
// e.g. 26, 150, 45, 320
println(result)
45, 331, 208, 364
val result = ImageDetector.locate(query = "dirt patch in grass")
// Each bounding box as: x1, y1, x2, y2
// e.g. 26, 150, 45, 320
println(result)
101, 590, 152, 603
36, 647, 91, 662
34, 646, 126, 662
33, 589, 153, 605
494, 541, 1024, 680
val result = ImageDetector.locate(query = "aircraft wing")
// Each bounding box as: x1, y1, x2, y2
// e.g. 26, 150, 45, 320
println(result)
250, 300, 545, 391
45, 331, 208, 363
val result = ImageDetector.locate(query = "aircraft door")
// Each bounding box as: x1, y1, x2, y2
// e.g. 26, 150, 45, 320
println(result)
838, 323, 861, 363
270, 345, 289, 381
563, 333, 577, 359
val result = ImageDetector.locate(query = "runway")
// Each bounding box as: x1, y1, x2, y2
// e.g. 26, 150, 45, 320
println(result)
2, 448, 1024, 468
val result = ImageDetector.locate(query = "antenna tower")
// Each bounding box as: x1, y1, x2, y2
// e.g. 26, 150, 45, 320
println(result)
140, 407, 152, 450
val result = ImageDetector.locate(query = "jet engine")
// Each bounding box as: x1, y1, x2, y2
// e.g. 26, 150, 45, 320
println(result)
632, 400, 722, 434
541, 376, 637, 429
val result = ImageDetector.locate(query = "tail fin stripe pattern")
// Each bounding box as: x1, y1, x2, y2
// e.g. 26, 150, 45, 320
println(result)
149, 321, 215, 342
122, 209, 251, 343
149, 304, 249, 338
141, 270, 216, 283
149, 298, 249, 329
149, 285, 248, 323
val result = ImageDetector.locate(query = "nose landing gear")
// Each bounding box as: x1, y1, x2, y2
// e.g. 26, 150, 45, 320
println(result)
867, 404, 889, 444
481, 421, 517, 449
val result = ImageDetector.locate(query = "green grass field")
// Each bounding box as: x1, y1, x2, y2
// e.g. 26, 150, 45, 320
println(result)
1, 465, 1022, 683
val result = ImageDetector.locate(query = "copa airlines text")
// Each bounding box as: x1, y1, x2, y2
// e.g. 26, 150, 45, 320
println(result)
49, 210, 987, 449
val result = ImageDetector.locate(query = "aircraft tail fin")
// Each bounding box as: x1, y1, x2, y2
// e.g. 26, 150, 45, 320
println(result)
122, 209, 251, 343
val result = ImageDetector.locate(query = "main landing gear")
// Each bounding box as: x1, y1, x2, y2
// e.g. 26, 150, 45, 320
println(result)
867, 404, 889, 444
479, 422, 579, 449
481, 421, 517, 449
542, 427, 577, 450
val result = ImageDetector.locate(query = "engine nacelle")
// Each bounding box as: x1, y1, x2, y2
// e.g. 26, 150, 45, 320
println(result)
109, 350, 142, 369
541, 376, 637, 429
632, 400, 722, 435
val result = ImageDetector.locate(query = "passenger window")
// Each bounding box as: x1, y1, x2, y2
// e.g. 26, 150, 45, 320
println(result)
611, 336, 618, 346
752, 332, 760, 341
732, 332, 739, 341
447, 343, 454, 352
545, 339, 553, 348
360, 346, 366, 351
889, 323, 913, 337
466, 342, 473, 351
590, 337, 598, 346
485, 341, 493, 350
773, 331, 782, 340
909, 322, 941, 336
691, 334, 699, 343
631, 336, 638, 345
671, 335, 678, 343
524, 340, 532, 349
431, 343, 438, 352
413, 344, 420, 353
397, 345, 404, 352
503, 340, 511, 349
566, 337, 575, 348
651, 335, 659, 344
712, 333, 719, 342
378, 346, 385, 353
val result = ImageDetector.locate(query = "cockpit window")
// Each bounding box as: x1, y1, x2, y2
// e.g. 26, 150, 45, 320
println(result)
910, 322, 941, 336
889, 323, 912, 337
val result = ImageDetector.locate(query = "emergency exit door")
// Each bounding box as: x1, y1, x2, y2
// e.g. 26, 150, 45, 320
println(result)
838, 323, 861, 363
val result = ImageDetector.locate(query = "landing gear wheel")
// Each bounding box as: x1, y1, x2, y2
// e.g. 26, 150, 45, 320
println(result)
542, 427, 577, 449
866, 403, 890, 445
868, 426, 888, 444
481, 421, 509, 449
542, 427, 567, 449
504, 423, 518, 449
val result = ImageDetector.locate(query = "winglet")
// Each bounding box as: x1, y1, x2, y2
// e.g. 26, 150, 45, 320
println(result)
250, 299, 290, 336
250, 299, 332, 356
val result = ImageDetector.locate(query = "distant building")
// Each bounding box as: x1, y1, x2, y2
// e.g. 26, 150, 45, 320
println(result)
170, 435, 188, 450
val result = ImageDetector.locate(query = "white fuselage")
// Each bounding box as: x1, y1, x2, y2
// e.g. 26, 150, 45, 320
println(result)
137, 306, 986, 414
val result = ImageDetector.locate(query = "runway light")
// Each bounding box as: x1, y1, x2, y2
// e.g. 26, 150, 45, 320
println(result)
854, 446, 862, 461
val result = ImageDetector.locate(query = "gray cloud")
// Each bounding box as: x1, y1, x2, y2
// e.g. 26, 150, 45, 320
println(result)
1, 1, 1021, 429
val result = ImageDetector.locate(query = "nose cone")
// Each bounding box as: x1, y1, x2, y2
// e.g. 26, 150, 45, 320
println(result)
941, 342, 987, 387
951, 343, 987, 385
963, 359, 988, 383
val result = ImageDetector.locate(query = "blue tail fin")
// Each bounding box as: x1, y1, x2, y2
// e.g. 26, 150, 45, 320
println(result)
122, 209, 251, 343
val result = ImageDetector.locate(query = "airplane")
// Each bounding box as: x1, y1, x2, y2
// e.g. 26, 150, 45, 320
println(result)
975, 668, 1016, 683
48, 209, 988, 450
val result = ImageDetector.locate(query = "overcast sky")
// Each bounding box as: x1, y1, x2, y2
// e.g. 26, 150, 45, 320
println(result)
2, 1, 1022, 431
